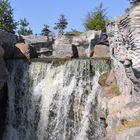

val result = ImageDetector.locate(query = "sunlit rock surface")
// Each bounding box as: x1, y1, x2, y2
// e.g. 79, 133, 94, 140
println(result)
107, 3, 140, 102
105, 3, 140, 140
53, 30, 108, 58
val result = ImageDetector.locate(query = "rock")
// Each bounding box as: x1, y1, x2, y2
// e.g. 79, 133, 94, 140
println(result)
22, 35, 54, 58
53, 35, 73, 58
0, 60, 8, 88
0, 45, 4, 58
93, 44, 109, 58
53, 31, 108, 58
53, 44, 73, 58
20, 31, 108, 59
22, 35, 49, 44
106, 69, 116, 85
0, 29, 17, 59
0, 83, 8, 139
116, 127, 140, 140
0, 29, 17, 46
105, 5, 140, 138
72, 30, 107, 57
99, 70, 115, 87
15, 43, 29, 58
99, 71, 109, 87
33, 42, 53, 58
124, 59, 132, 67
106, 4, 140, 99
0, 46, 8, 89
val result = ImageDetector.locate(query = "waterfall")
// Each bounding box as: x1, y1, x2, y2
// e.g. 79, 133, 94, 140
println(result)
3, 59, 109, 140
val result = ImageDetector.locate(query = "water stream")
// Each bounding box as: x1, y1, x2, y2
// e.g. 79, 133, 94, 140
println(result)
3, 59, 109, 140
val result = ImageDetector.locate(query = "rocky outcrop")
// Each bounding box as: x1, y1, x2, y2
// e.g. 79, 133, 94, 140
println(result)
103, 3, 140, 140
106, 3, 140, 102
22, 31, 108, 59
53, 30, 108, 58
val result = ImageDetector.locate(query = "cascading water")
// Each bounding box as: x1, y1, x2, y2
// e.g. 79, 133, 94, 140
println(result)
3, 59, 109, 140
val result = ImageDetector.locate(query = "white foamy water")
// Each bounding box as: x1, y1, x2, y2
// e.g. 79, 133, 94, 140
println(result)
3, 59, 109, 140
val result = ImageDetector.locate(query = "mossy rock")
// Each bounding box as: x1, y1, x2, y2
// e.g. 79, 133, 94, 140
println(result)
110, 82, 121, 96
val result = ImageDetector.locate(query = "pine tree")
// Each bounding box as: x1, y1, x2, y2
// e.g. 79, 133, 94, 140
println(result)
84, 3, 106, 32
41, 24, 50, 36
129, 0, 140, 4
54, 14, 68, 34
17, 18, 33, 36
0, 0, 17, 33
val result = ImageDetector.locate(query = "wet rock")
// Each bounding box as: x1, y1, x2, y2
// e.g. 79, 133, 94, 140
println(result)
0, 83, 8, 139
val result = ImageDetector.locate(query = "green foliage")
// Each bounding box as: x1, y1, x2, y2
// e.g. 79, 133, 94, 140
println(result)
41, 24, 50, 36
65, 29, 82, 36
0, 0, 17, 33
17, 18, 33, 35
84, 3, 106, 32
54, 14, 68, 34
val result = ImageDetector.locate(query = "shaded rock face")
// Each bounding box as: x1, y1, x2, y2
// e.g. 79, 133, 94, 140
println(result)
0, 46, 8, 89
0, 83, 8, 140
106, 4, 140, 102
0, 29, 18, 59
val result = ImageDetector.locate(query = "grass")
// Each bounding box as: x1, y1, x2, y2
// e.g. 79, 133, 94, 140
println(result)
65, 31, 82, 36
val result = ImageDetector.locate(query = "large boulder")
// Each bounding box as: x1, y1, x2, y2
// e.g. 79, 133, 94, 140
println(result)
53, 44, 73, 58
22, 35, 53, 58
53, 35, 73, 58
72, 30, 103, 57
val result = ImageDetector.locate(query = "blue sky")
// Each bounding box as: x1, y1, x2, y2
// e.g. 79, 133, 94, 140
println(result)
10, 0, 130, 34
